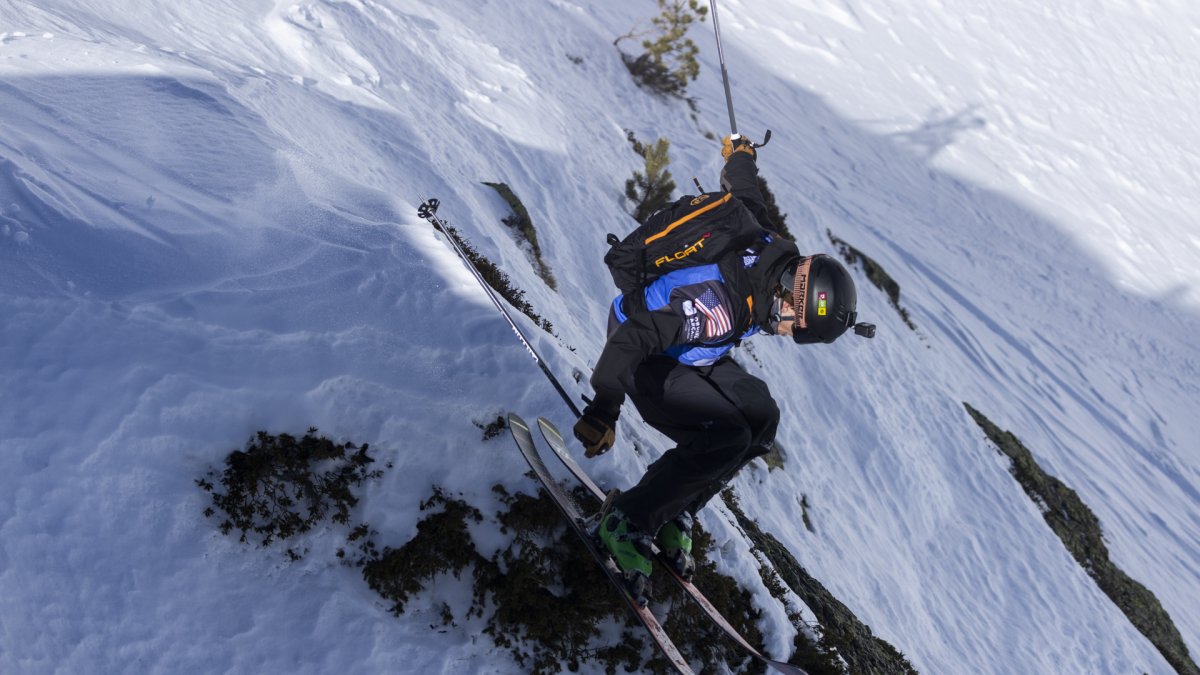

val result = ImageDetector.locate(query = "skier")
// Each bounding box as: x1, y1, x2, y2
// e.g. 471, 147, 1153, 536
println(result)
573, 135, 866, 596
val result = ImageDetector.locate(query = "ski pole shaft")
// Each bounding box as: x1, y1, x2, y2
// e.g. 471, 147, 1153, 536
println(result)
708, 1, 773, 148
709, 0, 737, 137
418, 199, 583, 419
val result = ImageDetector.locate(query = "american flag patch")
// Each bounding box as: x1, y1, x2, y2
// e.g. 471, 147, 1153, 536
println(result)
695, 289, 731, 338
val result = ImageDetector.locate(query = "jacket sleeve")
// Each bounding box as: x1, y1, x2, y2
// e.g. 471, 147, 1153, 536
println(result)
589, 306, 685, 415
720, 151, 774, 231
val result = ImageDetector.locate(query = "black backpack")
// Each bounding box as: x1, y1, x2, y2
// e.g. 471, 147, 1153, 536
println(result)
604, 191, 764, 313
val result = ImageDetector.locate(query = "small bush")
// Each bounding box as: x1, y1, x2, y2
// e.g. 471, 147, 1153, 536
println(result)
361, 487, 486, 616
827, 230, 917, 331
482, 181, 557, 290
965, 404, 1199, 675
428, 216, 555, 334
480, 484, 629, 673
196, 428, 385, 560
756, 174, 797, 241
625, 131, 676, 224
722, 488, 914, 674
474, 415, 508, 441
616, 1, 709, 97
365, 480, 780, 673
484, 481, 775, 673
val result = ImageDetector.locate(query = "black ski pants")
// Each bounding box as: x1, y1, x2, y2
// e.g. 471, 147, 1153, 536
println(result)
612, 355, 780, 536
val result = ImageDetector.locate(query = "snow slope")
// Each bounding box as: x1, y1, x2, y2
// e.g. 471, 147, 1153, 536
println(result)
1, 1, 1197, 673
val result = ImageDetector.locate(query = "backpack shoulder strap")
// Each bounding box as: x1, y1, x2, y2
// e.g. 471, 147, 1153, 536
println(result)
641, 192, 734, 245
716, 243, 763, 341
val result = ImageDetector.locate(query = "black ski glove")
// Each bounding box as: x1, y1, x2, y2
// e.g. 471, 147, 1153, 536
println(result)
573, 401, 619, 458
721, 134, 756, 162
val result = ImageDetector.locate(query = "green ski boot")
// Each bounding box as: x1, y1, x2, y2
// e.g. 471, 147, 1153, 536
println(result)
597, 508, 654, 605
656, 513, 696, 581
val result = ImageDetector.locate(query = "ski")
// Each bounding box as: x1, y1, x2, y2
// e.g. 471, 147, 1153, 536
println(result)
507, 414, 695, 675
536, 417, 811, 675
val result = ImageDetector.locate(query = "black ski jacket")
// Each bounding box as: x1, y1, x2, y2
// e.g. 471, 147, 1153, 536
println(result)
589, 152, 801, 416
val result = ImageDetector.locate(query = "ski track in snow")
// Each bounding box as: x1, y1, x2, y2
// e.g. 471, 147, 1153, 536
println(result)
2, 1, 1198, 674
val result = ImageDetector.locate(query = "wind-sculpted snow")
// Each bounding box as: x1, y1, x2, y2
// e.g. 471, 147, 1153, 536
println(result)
1, 2, 1197, 674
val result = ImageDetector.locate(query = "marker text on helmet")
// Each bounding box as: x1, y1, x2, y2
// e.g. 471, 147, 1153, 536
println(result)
793, 256, 815, 330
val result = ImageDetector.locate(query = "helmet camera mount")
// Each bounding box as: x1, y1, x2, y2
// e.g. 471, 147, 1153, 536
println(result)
853, 322, 877, 338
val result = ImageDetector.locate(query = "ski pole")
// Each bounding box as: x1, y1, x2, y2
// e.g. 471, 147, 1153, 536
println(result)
709, 0, 738, 138
418, 199, 583, 419
708, 0, 772, 148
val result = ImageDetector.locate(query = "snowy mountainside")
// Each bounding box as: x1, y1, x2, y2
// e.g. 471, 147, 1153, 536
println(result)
1, 1, 1198, 674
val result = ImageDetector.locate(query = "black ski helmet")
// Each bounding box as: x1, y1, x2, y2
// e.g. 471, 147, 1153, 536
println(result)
788, 254, 859, 344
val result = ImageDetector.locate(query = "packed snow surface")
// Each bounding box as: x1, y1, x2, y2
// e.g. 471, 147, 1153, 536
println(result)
2, 1, 1198, 673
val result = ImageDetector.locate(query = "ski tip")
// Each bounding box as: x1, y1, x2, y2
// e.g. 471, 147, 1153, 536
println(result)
508, 413, 529, 431
536, 417, 562, 440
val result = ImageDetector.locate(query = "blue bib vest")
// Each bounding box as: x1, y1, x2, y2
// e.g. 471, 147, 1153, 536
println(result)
611, 264, 760, 367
